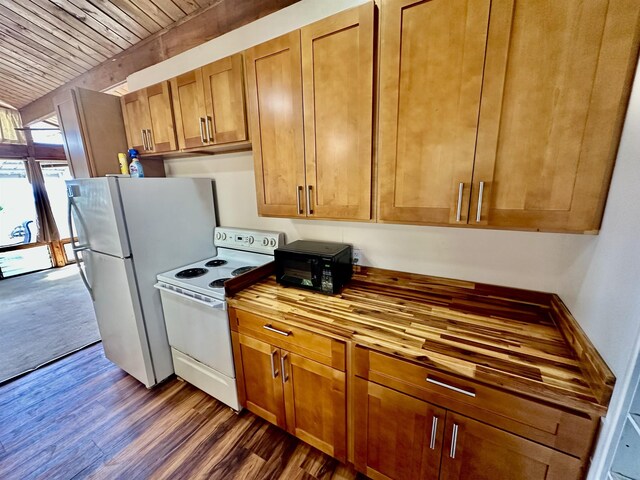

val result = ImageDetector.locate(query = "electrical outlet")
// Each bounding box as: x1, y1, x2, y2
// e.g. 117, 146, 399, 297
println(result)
352, 248, 363, 265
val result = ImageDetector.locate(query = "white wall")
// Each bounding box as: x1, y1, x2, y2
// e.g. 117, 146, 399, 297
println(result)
131, 1, 640, 475
558, 65, 640, 479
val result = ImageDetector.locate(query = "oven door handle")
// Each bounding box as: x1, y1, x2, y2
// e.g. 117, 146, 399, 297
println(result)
154, 283, 226, 310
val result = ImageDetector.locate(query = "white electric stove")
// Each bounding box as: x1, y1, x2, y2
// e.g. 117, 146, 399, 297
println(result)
155, 227, 285, 411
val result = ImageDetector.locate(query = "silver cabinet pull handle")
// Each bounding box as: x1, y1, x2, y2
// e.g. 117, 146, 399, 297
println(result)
146, 129, 153, 150
307, 185, 313, 215
426, 377, 476, 397
429, 416, 439, 450
141, 129, 147, 150
206, 116, 214, 143
476, 181, 485, 223
296, 186, 303, 214
450, 423, 459, 458
456, 182, 464, 222
280, 352, 289, 383
269, 349, 279, 378
263, 324, 291, 336
199, 117, 206, 143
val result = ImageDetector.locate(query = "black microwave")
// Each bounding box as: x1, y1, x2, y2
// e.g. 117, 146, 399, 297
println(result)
274, 240, 353, 294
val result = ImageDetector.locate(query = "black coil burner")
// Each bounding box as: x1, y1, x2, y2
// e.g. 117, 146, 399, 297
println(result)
175, 268, 208, 279
209, 278, 231, 288
231, 266, 256, 277
205, 259, 228, 267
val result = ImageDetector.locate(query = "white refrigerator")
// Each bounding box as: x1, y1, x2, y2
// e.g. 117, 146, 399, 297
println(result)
66, 176, 217, 387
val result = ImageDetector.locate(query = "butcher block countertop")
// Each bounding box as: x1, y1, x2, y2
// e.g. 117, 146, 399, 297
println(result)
227, 266, 614, 416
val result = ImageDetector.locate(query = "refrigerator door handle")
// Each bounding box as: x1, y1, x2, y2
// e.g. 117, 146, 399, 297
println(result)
67, 197, 94, 300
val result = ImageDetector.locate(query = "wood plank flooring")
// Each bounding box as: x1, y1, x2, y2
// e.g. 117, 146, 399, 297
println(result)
0, 344, 364, 480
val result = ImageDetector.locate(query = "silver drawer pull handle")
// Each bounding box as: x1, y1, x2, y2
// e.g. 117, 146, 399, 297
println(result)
426, 377, 476, 397
296, 186, 303, 214
307, 185, 313, 215
206, 116, 214, 142
281, 352, 289, 383
199, 117, 206, 143
429, 416, 439, 450
263, 324, 291, 336
476, 181, 485, 222
456, 182, 464, 222
450, 423, 459, 458
269, 349, 279, 378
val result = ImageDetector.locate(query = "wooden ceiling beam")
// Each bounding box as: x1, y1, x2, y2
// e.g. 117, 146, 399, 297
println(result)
10, 0, 115, 60
20, 0, 301, 124
0, 34, 81, 80
0, 26, 86, 76
45, 0, 135, 50
62, 0, 145, 44
0, 8, 97, 71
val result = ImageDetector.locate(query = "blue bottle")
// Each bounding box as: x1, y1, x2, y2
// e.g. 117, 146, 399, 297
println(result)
128, 149, 144, 178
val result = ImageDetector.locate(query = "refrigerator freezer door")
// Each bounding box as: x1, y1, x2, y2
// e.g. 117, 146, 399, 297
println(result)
67, 177, 130, 258
85, 250, 155, 387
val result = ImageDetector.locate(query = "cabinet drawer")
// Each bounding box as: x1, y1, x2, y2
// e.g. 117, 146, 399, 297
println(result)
230, 308, 345, 370
354, 347, 597, 459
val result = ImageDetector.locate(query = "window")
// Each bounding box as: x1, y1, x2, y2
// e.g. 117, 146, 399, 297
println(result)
0, 159, 39, 247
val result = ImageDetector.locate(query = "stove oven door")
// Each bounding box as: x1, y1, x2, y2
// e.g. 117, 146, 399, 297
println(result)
154, 284, 234, 378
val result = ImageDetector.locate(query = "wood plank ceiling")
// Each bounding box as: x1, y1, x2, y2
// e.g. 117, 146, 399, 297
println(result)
0, 0, 218, 109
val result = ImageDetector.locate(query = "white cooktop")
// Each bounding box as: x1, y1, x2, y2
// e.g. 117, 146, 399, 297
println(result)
156, 248, 273, 300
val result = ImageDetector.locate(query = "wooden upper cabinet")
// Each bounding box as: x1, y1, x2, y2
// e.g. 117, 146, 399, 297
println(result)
202, 54, 248, 144
246, 4, 375, 221
121, 89, 150, 153
172, 54, 247, 149
301, 3, 374, 220
439, 413, 583, 480
354, 378, 445, 480
245, 31, 306, 217
282, 352, 346, 461
145, 82, 177, 153
471, 0, 640, 232
171, 69, 207, 149
55, 88, 129, 178
121, 81, 177, 154
377, 0, 491, 225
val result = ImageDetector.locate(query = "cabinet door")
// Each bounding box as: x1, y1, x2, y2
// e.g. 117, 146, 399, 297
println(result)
237, 333, 286, 428
145, 81, 177, 153
301, 3, 374, 220
471, 0, 640, 232
377, 0, 490, 225
202, 53, 248, 145
121, 89, 151, 153
245, 31, 306, 217
171, 69, 207, 149
282, 352, 346, 461
354, 378, 445, 480
440, 413, 583, 480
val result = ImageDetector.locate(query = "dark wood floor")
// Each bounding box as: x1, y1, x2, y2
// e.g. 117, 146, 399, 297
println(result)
0, 344, 365, 480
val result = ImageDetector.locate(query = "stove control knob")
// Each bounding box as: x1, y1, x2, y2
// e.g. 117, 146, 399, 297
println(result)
221, 233, 227, 241
215, 232, 221, 240
248, 236, 254, 245
269, 238, 277, 247
262, 238, 269, 246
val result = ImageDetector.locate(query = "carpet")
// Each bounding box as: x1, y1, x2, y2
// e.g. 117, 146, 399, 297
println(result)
0, 265, 100, 384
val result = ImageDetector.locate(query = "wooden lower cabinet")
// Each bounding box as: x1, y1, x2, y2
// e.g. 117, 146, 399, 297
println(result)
235, 332, 347, 461
354, 378, 445, 480
238, 333, 286, 428
439, 413, 583, 480
283, 352, 347, 461
354, 378, 584, 480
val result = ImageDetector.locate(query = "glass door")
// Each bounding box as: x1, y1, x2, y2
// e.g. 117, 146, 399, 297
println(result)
0, 159, 53, 277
